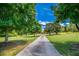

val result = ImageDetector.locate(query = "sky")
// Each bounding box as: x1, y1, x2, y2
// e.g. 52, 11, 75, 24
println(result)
35, 3, 57, 30
35, 3, 57, 25
35, 3, 69, 26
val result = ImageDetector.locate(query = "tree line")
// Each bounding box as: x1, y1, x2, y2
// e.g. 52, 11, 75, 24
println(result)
44, 3, 79, 35
0, 3, 42, 44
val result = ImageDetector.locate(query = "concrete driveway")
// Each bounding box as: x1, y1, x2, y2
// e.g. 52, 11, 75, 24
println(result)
16, 35, 61, 56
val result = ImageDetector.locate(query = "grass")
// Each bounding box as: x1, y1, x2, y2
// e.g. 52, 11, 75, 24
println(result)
0, 34, 38, 56
47, 32, 79, 56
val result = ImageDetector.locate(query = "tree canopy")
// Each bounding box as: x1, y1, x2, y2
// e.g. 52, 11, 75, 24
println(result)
0, 3, 42, 43
45, 23, 61, 35
52, 3, 79, 31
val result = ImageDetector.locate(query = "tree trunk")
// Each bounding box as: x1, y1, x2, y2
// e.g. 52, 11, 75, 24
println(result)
4, 29, 8, 45
55, 31, 58, 35
34, 33, 36, 37
64, 26, 67, 32
75, 24, 79, 31
48, 31, 50, 35
26, 32, 27, 36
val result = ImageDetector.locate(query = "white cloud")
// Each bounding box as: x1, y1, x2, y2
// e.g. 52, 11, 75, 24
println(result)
66, 23, 69, 24
39, 20, 50, 25
60, 23, 65, 26
60, 23, 69, 26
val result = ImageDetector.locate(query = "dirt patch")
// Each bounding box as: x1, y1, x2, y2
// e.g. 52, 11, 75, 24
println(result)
0, 40, 26, 52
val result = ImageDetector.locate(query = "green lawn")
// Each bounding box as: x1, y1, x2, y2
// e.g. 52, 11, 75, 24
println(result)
0, 34, 38, 56
47, 32, 79, 56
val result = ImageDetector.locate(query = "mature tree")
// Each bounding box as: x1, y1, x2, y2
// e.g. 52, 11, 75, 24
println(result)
66, 23, 78, 32
45, 23, 61, 35
30, 20, 42, 36
53, 23, 61, 34
45, 23, 54, 35
0, 3, 35, 44
52, 3, 79, 31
